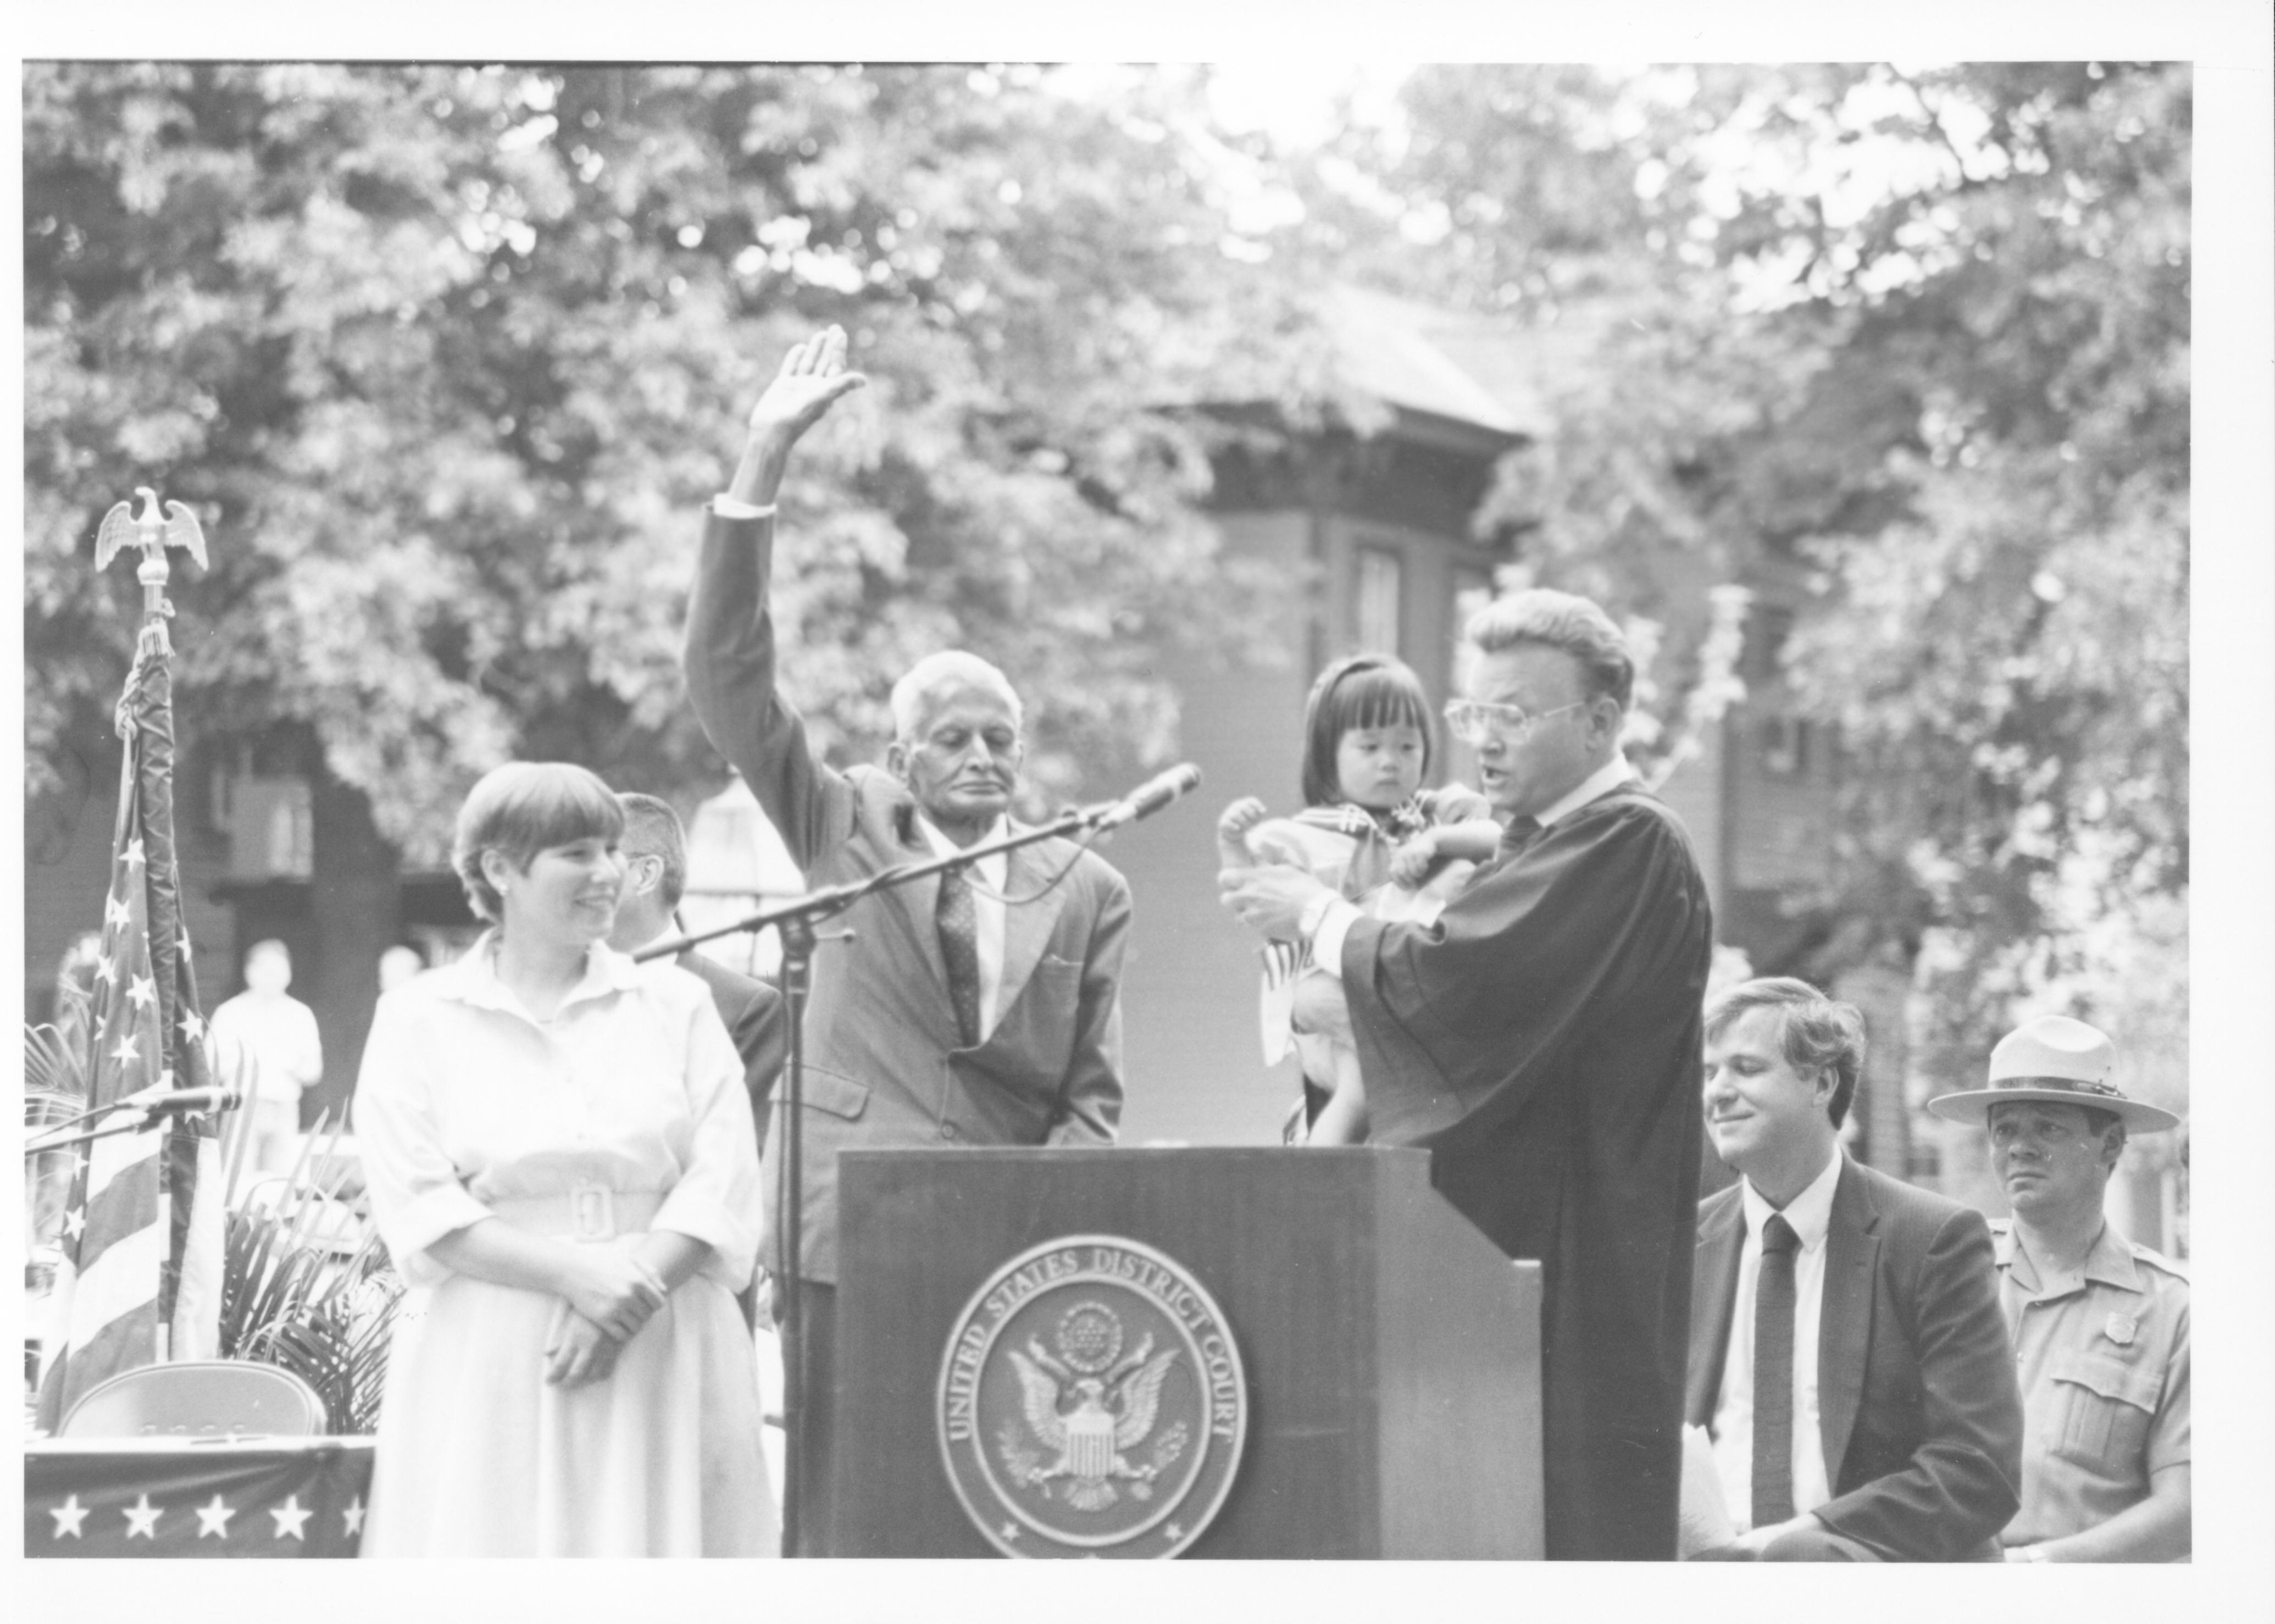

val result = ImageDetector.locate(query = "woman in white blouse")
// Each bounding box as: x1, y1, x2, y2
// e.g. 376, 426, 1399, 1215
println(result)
356, 762, 773, 1556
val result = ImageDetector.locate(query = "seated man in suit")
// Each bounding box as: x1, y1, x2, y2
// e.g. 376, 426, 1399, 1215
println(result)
609, 792, 787, 1149
680, 324, 1133, 1553
1929, 1016, 2190, 1562
1688, 977, 2023, 1561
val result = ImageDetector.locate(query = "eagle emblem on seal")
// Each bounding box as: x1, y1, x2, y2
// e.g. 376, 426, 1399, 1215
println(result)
996, 1300, 1187, 1512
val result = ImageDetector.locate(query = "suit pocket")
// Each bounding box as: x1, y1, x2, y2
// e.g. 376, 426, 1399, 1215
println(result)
2048, 1350, 2158, 1469
798, 1066, 870, 1121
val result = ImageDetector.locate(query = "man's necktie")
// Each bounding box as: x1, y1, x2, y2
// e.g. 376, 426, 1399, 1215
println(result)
936, 863, 984, 1047
1751, 1212, 1801, 1528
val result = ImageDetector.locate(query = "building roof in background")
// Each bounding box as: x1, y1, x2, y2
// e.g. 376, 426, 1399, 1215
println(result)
1318, 283, 1555, 442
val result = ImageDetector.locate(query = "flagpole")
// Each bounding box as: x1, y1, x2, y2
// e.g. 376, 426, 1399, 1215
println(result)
96, 487, 215, 1368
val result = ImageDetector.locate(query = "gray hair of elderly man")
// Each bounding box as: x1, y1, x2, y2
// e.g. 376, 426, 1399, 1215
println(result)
888, 650, 1025, 740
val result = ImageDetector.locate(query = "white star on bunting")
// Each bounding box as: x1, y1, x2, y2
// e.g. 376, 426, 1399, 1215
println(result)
93, 955, 119, 986
195, 1495, 236, 1538
109, 1032, 142, 1066
342, 1496, 366, 1538
105, 893, 132, 932
127, 974, 158, 1011
64, 1207, 86, 1241
121, 838, 147, 871
181, 1008, 206, 1045
123, 1494, 163, 1538
49, 1495, 90, 1538
269, 1495, 313, 1540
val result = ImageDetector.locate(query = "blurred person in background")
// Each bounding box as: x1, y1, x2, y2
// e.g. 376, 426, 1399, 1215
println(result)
209, 938, 322, 1173
1929, 1016, 2189, 1563
377, 944, 426, 994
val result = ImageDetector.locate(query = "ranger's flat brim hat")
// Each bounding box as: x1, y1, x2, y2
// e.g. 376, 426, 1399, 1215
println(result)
1928, 1014, 2180, 1133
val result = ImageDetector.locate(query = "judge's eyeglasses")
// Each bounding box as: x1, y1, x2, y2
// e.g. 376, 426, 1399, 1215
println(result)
1442, 698, 1588, 747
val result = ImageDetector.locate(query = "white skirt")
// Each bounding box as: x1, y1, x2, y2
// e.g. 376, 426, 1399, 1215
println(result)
362, 1272, 775, 1558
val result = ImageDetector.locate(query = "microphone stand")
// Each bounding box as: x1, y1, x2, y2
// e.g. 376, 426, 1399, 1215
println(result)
631, 800, 1114, 1556
24, 1108, 223, 1157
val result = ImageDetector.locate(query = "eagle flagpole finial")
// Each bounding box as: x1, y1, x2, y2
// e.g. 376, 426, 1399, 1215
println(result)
95, 486, 209, 654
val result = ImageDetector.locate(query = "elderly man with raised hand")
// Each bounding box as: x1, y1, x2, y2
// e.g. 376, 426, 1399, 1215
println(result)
1928, 1015, 2190, 1564
1220, 589, 1713, 1560
681, 325, 1134, 1554
1688, 977, 2023, 1562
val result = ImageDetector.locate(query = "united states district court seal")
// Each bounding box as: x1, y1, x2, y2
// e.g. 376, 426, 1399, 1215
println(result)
936, 1234, 1249, 1558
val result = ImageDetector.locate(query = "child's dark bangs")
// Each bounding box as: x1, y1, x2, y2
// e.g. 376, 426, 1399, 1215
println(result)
1336, 667, 1430, 735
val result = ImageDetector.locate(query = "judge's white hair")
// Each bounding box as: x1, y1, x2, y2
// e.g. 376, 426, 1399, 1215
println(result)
890, 651, 1024, 740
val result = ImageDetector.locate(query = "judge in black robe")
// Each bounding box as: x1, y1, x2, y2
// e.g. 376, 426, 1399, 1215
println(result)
1223, 591, 1712, 1560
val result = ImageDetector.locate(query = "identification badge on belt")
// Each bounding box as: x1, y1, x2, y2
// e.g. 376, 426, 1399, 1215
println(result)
2104, 1312, 2138, 1346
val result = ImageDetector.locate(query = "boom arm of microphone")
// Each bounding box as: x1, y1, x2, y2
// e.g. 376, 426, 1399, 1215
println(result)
1090, 763, 1203, 830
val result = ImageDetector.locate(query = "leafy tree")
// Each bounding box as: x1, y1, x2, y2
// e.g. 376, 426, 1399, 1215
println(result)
25, 63, 1316, 867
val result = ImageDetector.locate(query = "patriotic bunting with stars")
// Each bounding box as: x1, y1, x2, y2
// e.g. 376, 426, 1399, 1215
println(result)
25, 1440, 375, 1558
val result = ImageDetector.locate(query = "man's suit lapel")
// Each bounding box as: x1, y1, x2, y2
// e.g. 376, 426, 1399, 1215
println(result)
1688, 1189, 1745, 1426
1817, 1157, 1879, 1485
992, 836, 1071, 1031
862, 790, 956, 1010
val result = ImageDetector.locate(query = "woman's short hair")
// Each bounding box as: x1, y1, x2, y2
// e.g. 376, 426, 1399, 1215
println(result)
1464, 589, 1635, 711
452, 762, 624, 925
1704, 975, 1868, 1129
1299, 653, 1436, 808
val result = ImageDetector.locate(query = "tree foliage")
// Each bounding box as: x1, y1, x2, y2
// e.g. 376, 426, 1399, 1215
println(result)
25, 63, 1316, 864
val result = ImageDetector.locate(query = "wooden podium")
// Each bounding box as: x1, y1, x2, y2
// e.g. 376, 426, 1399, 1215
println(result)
828, 1145, 1541, 1558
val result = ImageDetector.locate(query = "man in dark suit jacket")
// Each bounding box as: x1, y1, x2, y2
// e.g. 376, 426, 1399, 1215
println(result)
1222, 589, 1712, 1560
1688, 977, 2023, 1561
608, 792, 787, 1145
682, 326, 1132, 1553
610, 792, 787, 1332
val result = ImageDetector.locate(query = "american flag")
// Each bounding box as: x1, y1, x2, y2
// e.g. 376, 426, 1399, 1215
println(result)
36, 634, 226, 1430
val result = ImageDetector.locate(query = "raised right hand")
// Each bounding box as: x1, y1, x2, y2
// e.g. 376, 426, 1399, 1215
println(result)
559, 1251, 670, 1343
746, 324, 867, 445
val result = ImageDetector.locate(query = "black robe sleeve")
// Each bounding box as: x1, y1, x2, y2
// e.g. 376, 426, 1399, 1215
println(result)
1341, 789, 1710, 1146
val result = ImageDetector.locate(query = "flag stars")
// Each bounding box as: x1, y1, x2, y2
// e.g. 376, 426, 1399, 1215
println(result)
109, 1032, 142, 1066
181, 1009, 207, 1045
195, 1494, 236, 1538
127, 974, 158, 1012
64, 1207, 86, 1241
93, 956, 120, 987
121, 838, 147, 871
342, 1496, 367, 1538
49, 1495, 90, 1538
269, 1494, 312, 1540
106, 894, 132, 932
123, 1494, 163, 1538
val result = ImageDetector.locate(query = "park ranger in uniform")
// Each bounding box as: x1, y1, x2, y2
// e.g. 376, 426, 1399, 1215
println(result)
1929, 1015, 2189, 1562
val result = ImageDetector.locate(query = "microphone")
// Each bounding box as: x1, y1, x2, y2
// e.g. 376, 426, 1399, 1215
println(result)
119, 1085, 245, 1120
1092, 763, 1203, 830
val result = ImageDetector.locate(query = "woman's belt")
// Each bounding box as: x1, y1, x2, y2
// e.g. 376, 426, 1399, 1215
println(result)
485, 1188, 667, 1242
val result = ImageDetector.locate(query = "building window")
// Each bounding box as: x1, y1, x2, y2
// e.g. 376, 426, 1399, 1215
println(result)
1761, 714, 1811, 778
218, 775, 314, 880
1450, 568, 1494, 689
1354, 546, 1404, 656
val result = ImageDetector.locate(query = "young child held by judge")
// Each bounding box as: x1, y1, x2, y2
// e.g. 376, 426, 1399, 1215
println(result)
1217, 654, 1502, 1145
